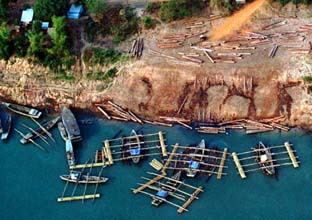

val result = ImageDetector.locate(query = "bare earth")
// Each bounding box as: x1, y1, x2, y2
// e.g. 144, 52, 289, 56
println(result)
1, 2, 312, 129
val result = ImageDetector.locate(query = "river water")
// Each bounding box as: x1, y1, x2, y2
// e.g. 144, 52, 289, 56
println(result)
1, 114, 311, 220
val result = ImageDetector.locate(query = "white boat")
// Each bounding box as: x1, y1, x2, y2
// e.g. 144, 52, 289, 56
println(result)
60, 171, 108, 184
2, 102, 42, 118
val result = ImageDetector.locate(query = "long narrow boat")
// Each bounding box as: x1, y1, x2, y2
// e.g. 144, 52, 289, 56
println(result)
186, 139, 205, 178
0, 117, 3, 134
128, 130, 141, 164
60, 171, 108, 184
1, 113, 11, 140
20, 116, 60, 144
57, 122, 68, 141
61, 106, 82, 142
254, 141, 276, 176
2, 102, 42, 118
66, 139, 75, 166
151, 171, 182, 206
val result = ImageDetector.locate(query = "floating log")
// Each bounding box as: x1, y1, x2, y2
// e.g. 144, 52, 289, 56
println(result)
111, 116, 129, 121
217, 148, 228, 180
284, 142, 299, 168
128, 110, 143, 124
143, 120, 173, 127
162, 143, 179, 174
232, 152, 247, 179
159, 131, 167, 157
271, 122, 290, 132
57, 194, 100, 202
177, 121, 192, 130
104, 140, 114, 165
159, 116, 190, 123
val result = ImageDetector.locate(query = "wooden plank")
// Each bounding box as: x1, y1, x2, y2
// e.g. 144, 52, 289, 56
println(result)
162, 143, 178, 173
104, 140, 114, 165
284, 142, 299, 168
132, 174, 165, 194
217, 148, 228, 180
159, 131, 167, 157
232, 152, 247, 179
57, 194, 100, 202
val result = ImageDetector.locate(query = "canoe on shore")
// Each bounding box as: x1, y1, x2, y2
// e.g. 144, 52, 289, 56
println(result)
2, 102, 42, 119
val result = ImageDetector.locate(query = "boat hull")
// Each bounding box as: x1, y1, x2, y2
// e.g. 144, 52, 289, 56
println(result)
60, 175, 108, 184
61, 107, 82, 142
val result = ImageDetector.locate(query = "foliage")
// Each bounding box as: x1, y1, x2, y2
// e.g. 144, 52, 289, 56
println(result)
143, 16, 153, 29
158, 0, 206, 22
85, 67, 118, 80
274, 0, 312, 5
0, 0, 15, 22
27, 30, 44, 58
84, 0, 107, 15
210, 0, 234, 14
146, 2, 161, 13
13, 33, 28, 57
85, 48, 126, 66
52, 72, 75, 81
111, 7, 139, 43
302, 75, 312, 83
0, 23, 10, 60
34, 0, 67, 20
45, 16, 72, 72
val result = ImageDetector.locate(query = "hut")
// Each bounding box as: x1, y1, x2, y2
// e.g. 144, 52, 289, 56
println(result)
67, 4, 83, 20
20, 8, 34, 25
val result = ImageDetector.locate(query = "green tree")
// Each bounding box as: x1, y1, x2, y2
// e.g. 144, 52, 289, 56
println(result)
46, 16, 72, 72
34, 0, 67, 20
84, 0, 107, 15
27, 31, 44, 58
0, 23, 10, 60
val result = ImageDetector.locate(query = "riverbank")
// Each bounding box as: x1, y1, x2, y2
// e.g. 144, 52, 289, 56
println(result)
1, 2, 312, 130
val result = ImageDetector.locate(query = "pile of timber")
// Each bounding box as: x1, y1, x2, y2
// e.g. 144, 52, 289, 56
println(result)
95, 102, 143, 124
157, 34, 186, 49
268, 44, 279, 58
196, 126, 226, 134
262, 20, 287, 30
216, 117, 290, 134
159, 116, 192, 129
298, 24, 312, 32
129, 38, 144, 59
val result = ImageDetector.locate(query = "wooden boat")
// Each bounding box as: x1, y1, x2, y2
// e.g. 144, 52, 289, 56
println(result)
0, 117, 2, 134
66, 139, 75, 166
254, 141, 275, 176
151, 171, 182, 206
127, 130, 141, 164
60, 171, 108, 184
61, 106, 82, 142
2, 102, 42, 118
57, 122, 68, 141
186, 139, 205, 178
20, 116, 60, 144
1, 113, 11, 140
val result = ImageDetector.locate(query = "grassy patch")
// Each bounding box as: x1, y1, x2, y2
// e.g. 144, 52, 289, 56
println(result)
85, 67, 118, 81
84, 48, 127, 66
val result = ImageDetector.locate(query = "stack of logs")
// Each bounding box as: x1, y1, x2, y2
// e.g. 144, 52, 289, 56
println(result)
129, 38, 144, 59
157, 34, 186, 49
96, 101, 143, 124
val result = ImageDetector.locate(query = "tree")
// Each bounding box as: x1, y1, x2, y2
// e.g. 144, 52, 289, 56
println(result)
34, 0, 67, 20
46, 16, 72, 72
27, 31, 44, 58
0, 23, 10, 60
85, 0, 107, 15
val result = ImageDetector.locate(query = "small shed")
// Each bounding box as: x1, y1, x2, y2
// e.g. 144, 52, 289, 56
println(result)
41, 22, 49, 30
67, 4, 83, 19
236, 0, 246, 4
21, 8, 34, 24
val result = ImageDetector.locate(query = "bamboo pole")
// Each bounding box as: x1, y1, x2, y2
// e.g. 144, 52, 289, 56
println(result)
31, 118, 56, 143
22, 123, 50, 145
14, 128, 47, 152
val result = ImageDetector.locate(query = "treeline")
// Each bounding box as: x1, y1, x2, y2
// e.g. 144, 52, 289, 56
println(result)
275, 0, 312, 5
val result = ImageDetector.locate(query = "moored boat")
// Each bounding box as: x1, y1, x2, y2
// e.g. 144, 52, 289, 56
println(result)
151, 171, 181, 206
61, 106, 82, 142
2, 102, 42, 118
20, 116, 60, 144
186, 139, 205, 178
60, 171, 108, 184
0, 117, 3, 134
57, 122, 68, 141
66, 139, 75, 166
128, 130, 141, 164
1, 113, 11, 140
254, 141, 276, 176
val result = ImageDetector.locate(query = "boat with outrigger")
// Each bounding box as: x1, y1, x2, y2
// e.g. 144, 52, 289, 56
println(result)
57, 120, 76, 167
151, 171, 182, 207
127, 130, 142, 164
1, 112, 11, 140
61, 106, 82, 143
186, 139, 205, 178
2, 102, 42, 118
254, 141, 276, 176
60, 171, 108, 184
20, 116, 60, 144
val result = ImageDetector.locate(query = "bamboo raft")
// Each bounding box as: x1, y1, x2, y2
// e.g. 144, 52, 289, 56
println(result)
232, 142, 300, 179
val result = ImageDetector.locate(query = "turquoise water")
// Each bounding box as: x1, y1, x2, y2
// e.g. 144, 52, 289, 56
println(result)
1, 115, 312, 220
